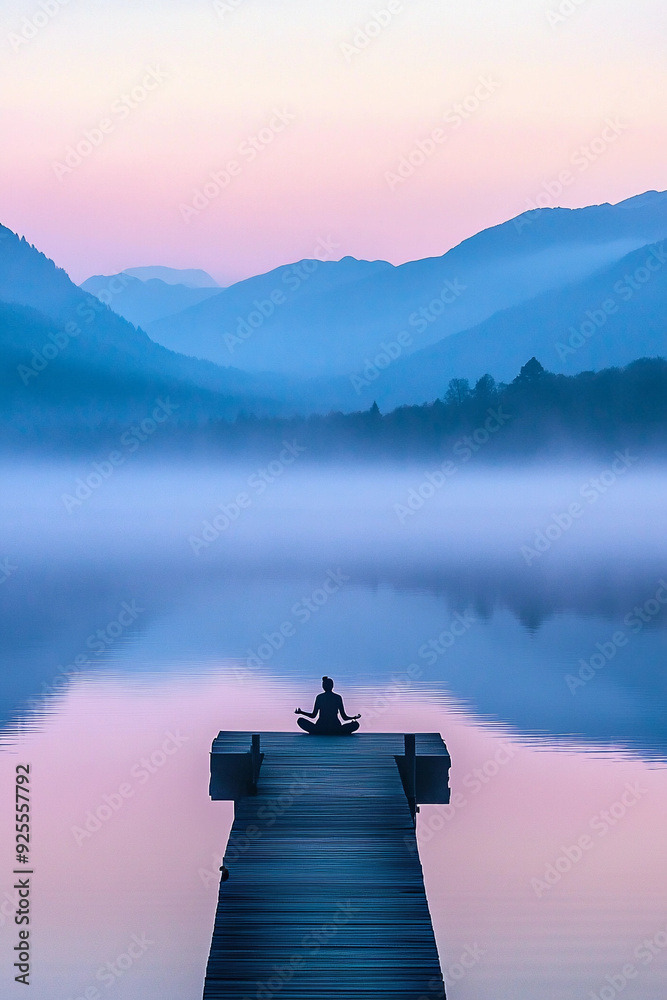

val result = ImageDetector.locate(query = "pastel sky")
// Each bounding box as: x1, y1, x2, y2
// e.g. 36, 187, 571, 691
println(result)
1, 0, 666, 285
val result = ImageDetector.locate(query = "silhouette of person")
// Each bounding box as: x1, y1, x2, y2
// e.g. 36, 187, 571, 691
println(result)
295, 677, 361, 735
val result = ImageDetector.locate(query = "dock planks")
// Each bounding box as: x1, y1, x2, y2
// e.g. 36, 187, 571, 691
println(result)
203, 732, 449, 1000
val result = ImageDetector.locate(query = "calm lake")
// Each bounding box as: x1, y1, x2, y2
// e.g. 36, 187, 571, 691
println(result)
1, 459, 666, 999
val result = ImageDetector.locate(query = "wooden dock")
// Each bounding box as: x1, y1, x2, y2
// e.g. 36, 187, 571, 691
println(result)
204, 731, 451, 1000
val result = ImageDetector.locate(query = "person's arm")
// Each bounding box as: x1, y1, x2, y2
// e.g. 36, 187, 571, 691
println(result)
295, 698, 319, 719
338, 695, 361, 721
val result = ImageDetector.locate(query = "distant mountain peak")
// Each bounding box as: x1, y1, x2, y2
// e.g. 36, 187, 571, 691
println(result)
79, 271, 221, 327
121, 266, 220, 288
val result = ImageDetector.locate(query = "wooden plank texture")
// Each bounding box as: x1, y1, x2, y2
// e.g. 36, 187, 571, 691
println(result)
203, 733, 448, 999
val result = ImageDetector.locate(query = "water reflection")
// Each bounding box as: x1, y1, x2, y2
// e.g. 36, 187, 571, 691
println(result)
0, 678, 665, 1000
2, 555, 667, 760
1, 461, 666, 997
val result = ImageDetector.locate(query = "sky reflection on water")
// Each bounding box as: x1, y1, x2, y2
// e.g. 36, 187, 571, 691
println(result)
1, 462, 666, 997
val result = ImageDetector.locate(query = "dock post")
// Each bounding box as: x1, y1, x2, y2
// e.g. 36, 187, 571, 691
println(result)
405, 733, 417, 825
251, 734, 261, 791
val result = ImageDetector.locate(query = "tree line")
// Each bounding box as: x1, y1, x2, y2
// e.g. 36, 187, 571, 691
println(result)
5, 356, 667, 459
206, 356, 667, 460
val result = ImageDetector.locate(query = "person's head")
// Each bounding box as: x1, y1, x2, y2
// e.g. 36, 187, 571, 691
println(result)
322, 676, 334, 692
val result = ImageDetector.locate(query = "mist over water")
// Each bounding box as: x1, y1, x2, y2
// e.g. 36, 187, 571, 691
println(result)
2, 458, 667, 754
1, 458, 666, 999
3, 455, 666, 566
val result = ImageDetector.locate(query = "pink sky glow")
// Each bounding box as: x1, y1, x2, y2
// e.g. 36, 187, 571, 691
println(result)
1, 0, 665, 284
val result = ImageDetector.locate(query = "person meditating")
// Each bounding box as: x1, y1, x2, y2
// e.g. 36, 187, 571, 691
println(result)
295, 677, 361, 735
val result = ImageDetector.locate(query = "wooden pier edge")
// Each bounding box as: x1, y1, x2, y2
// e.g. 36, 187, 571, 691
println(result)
204, 731, 452, 1000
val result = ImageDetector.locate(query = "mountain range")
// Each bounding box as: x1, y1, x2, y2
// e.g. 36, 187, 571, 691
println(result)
139, 190, 667, 387
80, 272, 221, 328
1, 189, 667, 436
0, 227, 287, 434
